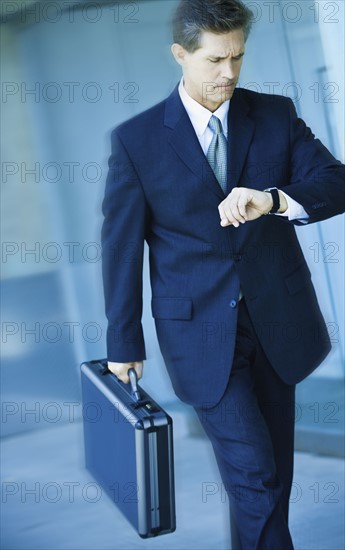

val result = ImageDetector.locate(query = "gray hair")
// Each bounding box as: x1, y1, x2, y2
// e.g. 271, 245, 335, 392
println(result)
172, 0, 254, 52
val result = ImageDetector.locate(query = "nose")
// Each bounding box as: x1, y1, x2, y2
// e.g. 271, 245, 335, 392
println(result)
221, 61, 236, 81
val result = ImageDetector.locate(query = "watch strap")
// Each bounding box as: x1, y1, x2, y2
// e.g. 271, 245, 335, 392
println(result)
265, 188, 280, 214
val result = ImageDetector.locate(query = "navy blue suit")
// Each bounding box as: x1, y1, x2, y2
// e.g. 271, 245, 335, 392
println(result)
102, 86, 344, 547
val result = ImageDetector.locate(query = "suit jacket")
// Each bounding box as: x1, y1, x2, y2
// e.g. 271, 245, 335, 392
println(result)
102, 86, 345, 407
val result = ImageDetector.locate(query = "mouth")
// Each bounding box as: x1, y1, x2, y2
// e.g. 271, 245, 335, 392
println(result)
217, 83, 235, 90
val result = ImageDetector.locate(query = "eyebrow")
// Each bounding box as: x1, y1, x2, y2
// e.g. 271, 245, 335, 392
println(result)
209, 52, 245, 60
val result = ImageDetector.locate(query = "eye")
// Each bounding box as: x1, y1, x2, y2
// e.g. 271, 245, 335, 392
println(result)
209, 58, 220, 63
233, 54, 244, 61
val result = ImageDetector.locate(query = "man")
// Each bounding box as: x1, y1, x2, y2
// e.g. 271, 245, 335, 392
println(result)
101, 1, 345, 548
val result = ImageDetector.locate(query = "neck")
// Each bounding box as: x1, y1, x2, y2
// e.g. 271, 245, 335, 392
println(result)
183, 80, 225, 113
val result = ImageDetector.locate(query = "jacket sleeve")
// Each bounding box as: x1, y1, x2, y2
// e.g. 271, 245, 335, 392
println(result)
101, 129, 149, 362
279, 98, 345, 225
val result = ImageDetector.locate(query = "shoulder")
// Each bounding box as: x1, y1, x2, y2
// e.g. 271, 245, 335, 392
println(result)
235, 88, 294, 117
110, 98, 167, 143
233, 88, 296, 130
236, 87, 292, 107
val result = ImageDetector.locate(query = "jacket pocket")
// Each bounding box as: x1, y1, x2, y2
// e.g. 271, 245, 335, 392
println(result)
284, 263, 312, 295
151, 297, 193, 320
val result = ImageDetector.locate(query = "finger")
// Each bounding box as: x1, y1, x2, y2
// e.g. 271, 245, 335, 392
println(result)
107, 361, 122, 376
229, 188, 250, 220
219, 201, 235, 226
133, 362, 143, 380
219, 197, 246, 227
121, 362, 138, 384
228, 203, 246, 224
237, 198, 249, 219
227, 194, 248, 223
123, 362, 143, 384
116, 363, 143, 385
107, 362, 134, 383
223, 205, 241, 228
218, 202, 226, 221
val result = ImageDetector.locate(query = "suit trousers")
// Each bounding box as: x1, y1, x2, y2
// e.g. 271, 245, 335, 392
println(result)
194, 299, 295, 550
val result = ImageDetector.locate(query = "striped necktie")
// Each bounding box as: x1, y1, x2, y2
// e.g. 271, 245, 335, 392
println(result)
207, 115, 228, 193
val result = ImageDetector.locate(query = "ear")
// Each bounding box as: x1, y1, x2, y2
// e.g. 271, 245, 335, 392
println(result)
171, 43, 188, 66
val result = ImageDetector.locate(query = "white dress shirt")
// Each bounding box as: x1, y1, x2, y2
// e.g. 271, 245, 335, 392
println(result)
178, 79, 309, 222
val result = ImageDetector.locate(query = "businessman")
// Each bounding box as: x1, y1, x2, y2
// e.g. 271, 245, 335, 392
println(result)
101, 1, 345, 548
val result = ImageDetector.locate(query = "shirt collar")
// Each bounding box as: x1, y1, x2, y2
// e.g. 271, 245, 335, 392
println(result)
178, 77, 230, 136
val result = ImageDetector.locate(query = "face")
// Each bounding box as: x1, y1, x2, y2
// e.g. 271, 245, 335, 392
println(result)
172, 29, 245, 112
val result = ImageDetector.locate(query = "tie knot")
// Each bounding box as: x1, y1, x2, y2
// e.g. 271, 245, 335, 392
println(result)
208, 115, 223, 135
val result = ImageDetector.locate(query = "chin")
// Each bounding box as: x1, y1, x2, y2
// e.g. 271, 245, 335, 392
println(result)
218, 89, 233, 101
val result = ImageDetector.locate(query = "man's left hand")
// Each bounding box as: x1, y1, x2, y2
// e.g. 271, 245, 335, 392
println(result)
218, 187, 287, 228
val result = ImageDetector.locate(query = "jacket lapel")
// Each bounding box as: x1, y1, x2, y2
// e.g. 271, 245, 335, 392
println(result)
227, 89, 255, 191
164, 86, 256, 198
164, 86, 225, 200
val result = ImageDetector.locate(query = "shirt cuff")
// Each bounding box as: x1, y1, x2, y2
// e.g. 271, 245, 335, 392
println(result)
275, 190, 309, 222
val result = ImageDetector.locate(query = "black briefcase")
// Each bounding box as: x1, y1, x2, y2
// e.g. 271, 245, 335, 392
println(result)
80, 359, 176, 538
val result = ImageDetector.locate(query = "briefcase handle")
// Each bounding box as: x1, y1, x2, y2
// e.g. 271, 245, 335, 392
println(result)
99, 361, 141, 403
128, 368, 141, 403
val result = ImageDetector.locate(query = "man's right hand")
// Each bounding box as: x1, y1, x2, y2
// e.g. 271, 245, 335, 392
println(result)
107, 361, 143, 384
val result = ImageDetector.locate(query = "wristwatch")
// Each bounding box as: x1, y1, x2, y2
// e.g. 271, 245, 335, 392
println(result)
264, 187, 280, 214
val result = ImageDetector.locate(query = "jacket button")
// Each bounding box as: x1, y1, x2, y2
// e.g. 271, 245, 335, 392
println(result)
229, 299, 238, 308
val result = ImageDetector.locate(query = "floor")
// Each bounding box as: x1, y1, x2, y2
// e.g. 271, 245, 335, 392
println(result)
1, 408, 344, 550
